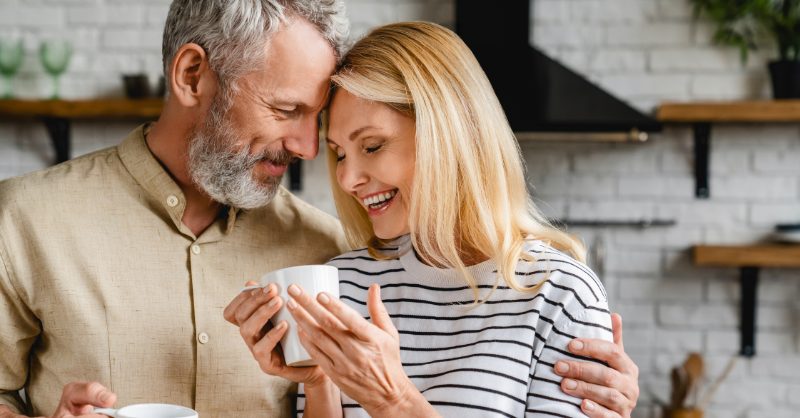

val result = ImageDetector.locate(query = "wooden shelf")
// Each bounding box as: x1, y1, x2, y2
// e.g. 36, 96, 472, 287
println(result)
0, 98, 163, 120
0, 98, 163, 165
658, 100, 800, 123
694, 244, 800, 268
657, 100, 800, 199
692, 243, 800, 357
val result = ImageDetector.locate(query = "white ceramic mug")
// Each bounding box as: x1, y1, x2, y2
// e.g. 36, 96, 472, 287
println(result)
244, 264, 339, 367
93, 403, 197, 418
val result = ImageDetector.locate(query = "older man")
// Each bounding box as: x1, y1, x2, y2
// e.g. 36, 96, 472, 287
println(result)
0, 1, 637, 418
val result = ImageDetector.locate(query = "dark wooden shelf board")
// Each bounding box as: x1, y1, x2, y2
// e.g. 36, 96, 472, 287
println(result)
694, 245, 800, 268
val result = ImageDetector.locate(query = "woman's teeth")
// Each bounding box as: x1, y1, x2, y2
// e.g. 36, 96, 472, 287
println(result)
363, 190, 397, 208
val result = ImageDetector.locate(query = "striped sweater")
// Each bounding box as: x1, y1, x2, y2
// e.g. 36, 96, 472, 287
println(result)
298, 236, 612, 418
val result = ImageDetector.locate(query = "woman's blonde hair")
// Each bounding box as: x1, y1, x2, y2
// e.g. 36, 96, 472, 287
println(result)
328, 21, 586, 300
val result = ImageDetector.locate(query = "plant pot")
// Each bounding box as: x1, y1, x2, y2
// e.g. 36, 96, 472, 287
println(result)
768, 60, 800, 99
663, 407, 703, 418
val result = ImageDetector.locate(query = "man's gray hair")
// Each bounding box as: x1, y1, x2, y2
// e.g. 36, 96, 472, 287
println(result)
162, 0, 349, 95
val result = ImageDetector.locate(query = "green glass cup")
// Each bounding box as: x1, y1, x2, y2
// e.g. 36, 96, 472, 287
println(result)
39, 40, 72, 100
0, 38, 24, 99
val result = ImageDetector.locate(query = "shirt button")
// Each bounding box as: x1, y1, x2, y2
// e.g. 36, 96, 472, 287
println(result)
166, 195, 179, 207
191, 244, 201, 255
197, 332, 209, 344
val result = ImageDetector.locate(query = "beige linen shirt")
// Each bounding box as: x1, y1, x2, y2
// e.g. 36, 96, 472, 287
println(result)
0, 125, 348, 417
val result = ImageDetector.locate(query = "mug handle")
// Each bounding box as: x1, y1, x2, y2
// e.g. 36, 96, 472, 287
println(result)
92, 408, 118, 417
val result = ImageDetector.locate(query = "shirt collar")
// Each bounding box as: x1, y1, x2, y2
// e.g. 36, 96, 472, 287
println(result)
118, 124, 241, 239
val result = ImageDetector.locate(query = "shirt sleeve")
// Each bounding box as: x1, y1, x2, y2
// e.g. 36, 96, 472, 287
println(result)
524, 270, 613, 417
296, 382, 305, 418
0, 236, 39, 414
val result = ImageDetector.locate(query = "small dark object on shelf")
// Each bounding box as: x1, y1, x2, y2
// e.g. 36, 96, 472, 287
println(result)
155, 76, 166, 98
775, 223, 800, 232
774, 223, 800, 243
123, 74, 151, 99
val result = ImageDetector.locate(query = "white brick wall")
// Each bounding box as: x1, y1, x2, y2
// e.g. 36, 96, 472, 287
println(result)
1, 1, 799, 417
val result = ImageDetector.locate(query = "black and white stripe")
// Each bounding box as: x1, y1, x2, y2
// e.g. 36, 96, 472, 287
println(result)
297, 238, 612, 418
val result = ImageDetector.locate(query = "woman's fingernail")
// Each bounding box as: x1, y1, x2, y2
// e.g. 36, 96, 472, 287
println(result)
583, 400, 595, 411
276, 321, 288, 330
570, 340, 584, 351
288, 284, 301, 296
99, 391, 111, 403
267, 297, 279, 308
555, 362, 569, 374
287, 298, 297, 309
262, 285, 271, 294
318, 292, 330, 304
564, 379, 577, 390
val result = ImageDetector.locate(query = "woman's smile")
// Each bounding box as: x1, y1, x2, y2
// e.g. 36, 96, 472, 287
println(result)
361, 188, 398, 214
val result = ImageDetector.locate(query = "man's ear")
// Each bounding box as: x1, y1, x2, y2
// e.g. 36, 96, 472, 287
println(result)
168, 43, 216, 107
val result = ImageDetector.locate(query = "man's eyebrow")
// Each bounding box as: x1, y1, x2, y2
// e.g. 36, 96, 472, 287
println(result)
270, 98, 305, 108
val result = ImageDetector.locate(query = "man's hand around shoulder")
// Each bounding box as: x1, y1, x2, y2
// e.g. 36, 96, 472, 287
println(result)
554, 313, 639, 418
0, 382, 117, 418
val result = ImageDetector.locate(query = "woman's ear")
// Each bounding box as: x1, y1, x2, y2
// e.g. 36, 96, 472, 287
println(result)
168, 43, 216, 107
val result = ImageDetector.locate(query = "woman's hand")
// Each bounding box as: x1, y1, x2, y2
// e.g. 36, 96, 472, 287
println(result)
223, 281, 328, 388
286, 283, 436, 417
554, 313, 639, 418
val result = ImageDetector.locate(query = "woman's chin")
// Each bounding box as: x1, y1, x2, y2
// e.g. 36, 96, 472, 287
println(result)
373, 227, 410, 241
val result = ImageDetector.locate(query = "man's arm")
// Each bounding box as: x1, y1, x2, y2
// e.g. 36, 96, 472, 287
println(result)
0, 238, 39, 415
555, 313, 639, 418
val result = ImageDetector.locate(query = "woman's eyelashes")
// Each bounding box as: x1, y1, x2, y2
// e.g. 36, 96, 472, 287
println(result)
333, 141, 385, 162
364, 143, 383, 154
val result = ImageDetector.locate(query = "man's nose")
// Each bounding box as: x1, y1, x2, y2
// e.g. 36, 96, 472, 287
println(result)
282, 116, 320, 160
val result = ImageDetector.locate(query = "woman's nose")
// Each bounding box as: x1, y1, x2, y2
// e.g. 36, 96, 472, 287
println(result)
337, 158, 368, 194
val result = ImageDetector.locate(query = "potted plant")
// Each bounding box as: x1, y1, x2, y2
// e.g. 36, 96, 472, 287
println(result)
690, 0, 800, 98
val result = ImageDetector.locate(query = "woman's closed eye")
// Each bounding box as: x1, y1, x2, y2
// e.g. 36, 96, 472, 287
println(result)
365, 143, 383, 154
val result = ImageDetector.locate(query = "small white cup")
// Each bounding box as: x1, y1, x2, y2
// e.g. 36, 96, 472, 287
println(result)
93, 403, 197, 418
253, 264, 339, 367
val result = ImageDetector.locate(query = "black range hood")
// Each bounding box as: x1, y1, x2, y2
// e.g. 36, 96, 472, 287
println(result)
455, 1, 662, 141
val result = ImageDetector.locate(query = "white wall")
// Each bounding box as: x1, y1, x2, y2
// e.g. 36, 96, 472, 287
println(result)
1, 1, 799, 417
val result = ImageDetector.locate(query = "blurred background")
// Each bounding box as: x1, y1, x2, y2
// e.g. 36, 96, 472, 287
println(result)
0, 1, 799, 417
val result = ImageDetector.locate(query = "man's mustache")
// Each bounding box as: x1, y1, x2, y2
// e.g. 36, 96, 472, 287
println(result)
244, 147, 297, 169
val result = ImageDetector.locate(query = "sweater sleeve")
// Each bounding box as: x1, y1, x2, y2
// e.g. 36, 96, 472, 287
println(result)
296, 383, 305, 418
524, 267, 613, 417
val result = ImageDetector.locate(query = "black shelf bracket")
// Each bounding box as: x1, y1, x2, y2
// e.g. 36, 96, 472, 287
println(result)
42, 117, 71, 164
288, 159, 302, 191
739, 266, 759, 357
693, 123, 711, 199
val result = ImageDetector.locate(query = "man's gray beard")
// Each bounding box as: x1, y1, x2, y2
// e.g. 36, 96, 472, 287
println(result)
187, 96, 294, 210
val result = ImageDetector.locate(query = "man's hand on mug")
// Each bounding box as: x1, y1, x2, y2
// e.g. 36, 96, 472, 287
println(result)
50, 381, 116, 418
223, 281, 328, 388
0, 381, 115, 418
554, 313, 639, 418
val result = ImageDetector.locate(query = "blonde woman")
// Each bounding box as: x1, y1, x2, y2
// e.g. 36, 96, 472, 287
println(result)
226, 22, 638, 418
